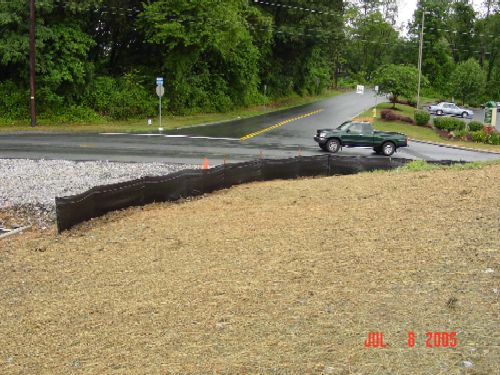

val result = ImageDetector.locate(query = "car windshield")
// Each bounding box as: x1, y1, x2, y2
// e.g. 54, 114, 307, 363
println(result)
336, 121, 351, 130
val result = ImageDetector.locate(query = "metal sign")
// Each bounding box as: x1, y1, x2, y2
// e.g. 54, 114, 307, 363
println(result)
156, 85, 165, 98
156, 77, 164, 86
356, 85, 365, 95
484, 108, 492, 125
374, 85, 379, 93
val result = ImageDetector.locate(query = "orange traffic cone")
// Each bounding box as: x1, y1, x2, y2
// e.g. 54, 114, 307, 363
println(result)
202, 157, 209, 170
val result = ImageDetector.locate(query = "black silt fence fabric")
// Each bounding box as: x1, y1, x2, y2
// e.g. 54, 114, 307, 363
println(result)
56, 156, 413, 233
56, 178, 146, 233
222, 161, 262, 188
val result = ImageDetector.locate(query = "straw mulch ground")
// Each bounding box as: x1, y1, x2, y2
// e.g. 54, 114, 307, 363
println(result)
1, 166, 499, 374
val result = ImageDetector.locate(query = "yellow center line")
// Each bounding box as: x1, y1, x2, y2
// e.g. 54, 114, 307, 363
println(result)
239, 109, 324, 141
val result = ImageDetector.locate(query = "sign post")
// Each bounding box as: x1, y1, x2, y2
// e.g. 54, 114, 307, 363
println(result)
356, 85, 365, 95
156, 77, 164, 131
374, 85, 379, 118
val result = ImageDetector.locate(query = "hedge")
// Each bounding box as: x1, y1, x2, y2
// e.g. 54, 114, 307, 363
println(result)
433, 117, 466, 131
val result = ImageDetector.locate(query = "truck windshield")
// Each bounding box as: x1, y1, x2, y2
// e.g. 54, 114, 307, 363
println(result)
336, 121, 351, 131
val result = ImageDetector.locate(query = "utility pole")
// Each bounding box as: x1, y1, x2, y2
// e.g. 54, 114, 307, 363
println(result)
416, 10, 425, 110
29, 0, 37, 127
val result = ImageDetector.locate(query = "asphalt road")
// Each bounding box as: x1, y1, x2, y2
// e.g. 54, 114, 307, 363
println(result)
0, 91, 499, 165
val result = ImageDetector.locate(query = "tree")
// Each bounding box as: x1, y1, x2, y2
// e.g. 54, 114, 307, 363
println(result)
373, 64, 425, 108
449, 58, 486, 105
345, 11, 399, 81
410, 0, 455, 89
140, 0, 269, 113
447, 1, 477, 63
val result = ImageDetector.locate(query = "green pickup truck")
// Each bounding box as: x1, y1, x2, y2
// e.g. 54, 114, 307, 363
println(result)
314, 121, 408, 156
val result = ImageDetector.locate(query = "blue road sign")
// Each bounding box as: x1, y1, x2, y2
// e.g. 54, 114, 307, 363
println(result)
156, 77, 164, 86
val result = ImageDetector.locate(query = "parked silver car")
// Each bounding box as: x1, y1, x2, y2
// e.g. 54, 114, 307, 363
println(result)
428, 102, 474, 118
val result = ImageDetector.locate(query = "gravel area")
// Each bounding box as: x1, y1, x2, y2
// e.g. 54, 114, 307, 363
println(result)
0, 159, 197, 228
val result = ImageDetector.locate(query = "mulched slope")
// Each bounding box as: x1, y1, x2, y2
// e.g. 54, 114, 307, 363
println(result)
1, 166, 499, 374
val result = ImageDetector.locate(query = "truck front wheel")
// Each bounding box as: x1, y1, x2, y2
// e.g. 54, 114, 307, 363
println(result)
326, 139, 341, 153
381, 141, 396, 156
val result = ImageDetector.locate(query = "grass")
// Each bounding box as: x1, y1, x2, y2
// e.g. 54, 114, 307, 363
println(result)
0, 90, 343, 133
397, 159, 500, 172
357, 102, 500, 153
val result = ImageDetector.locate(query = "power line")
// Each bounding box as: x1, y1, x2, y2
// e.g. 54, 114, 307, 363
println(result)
0, 0, 497, 51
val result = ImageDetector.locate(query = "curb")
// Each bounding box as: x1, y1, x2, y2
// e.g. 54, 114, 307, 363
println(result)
409, 139, 500, 155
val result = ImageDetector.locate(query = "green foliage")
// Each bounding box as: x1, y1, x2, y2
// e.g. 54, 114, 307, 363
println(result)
414, 110, 430, 126
398, 160, 440, 171
450, 58, 486, 105
82, 75, 156, 120
0, 81, 28, 120
0, 0, 496, 123
344, 11, 399, 80
140, 0, 267, 114
374, 64, 426, 107
452, 129, 470, 140
433, 117, 465, 131
472, 130, 489, 143
396, 159, 500, 173
467, 121, 484, 132
490, 132, 500, 145
472, 131, 500, 145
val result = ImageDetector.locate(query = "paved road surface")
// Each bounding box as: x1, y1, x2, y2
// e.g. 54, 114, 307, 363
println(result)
0, 91, 498, 164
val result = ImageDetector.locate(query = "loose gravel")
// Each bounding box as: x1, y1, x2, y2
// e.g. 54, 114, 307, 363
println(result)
0, 159, 197, 228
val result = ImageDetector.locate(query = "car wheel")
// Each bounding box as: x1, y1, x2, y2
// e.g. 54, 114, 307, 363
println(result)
461, 112, 468, 118
381, 141, 395, 156
437, 110, 443, 115
326, 138, 340, 153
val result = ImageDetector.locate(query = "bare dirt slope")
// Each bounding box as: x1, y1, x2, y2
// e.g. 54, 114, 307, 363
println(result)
1, 166, 499, 374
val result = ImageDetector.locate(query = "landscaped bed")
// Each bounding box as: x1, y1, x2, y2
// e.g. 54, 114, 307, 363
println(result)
359, 102, 500, 153
1, 164, 499, 373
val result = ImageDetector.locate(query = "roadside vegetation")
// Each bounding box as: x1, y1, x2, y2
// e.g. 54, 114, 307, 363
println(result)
0, 90, 342, 133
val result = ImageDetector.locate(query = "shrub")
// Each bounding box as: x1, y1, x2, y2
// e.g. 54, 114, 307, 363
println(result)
433, 117, 465, 131
484, 126, 495, 134
452, 129, 470, 140
414, 110, 430, 126
490, 132, 500, 145
0, 81, 29, 120
436, 129, 453, 139
467, 121, 483, 132
471, 131, 488, 143
407, 99, 417, 108
380, 109, 415, 124
82, 75, 156, 120
381, 109, 393, 120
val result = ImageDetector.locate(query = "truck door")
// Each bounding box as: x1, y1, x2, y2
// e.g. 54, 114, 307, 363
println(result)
359, 123, 374, 146
343, 123, 365, 146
